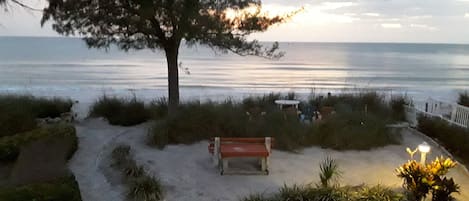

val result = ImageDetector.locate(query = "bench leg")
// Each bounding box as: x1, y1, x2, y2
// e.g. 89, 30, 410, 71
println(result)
221, 158, 229, 175
261, 157, 267, 172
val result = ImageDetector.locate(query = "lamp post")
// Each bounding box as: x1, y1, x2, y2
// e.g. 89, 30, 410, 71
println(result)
418, 142, 431, 165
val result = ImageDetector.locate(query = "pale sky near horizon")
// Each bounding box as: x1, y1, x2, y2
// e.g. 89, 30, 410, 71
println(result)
1, 0, 469, 43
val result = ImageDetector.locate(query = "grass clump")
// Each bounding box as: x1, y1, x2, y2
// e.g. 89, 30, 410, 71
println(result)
417, 115, 469, 165
0, 175, 82, 201
111, 145, 164, 201
0, 124, 77, 162
0, 95, 73, 137
458, 91, 469, 107
89, 95, 151, 126
312, 112, 401, 150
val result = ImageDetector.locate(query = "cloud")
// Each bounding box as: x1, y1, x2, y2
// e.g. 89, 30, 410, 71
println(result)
381, 23, 402, 29
319, 2, 358, 10
465, 13, 469, 18
410, 24, 438, 31
363, 13, 380, 17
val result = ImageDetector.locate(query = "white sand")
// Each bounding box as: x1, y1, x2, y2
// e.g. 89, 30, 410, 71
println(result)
69, 118, 469, 201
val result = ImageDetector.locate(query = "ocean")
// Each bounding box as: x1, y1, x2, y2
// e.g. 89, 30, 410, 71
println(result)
0, 36, 468, 102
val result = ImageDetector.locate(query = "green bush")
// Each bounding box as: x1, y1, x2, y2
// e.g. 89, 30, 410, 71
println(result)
417, 115, 469, 165
458, 91, 469, 107
89, 95, 151, 126
0, 175, 82, 201
0, 124, 77, 162
0, 95, 73, 137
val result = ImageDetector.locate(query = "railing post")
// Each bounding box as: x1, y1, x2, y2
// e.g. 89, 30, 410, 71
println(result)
450, 105, 457, 122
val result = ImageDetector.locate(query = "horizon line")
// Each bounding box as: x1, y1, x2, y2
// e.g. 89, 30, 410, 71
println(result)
1, 35, 468, 46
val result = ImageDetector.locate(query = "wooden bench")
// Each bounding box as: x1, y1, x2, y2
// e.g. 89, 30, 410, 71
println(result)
208, 137, 273, 175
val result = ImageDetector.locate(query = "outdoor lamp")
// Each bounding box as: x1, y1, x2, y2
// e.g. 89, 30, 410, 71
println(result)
418, 142, 431, 165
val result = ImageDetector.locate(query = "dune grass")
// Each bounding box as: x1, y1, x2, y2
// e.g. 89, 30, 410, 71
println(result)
417, 115, 469, 165
89, 95, 151, 126
149, 92, 403, 151
0, 95, 73, 137
458, 91, 469, 107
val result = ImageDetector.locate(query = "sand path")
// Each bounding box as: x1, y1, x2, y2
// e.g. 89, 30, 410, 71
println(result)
70, 119, 469, 201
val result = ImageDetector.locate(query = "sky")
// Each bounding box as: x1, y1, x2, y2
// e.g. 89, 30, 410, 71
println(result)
1, 0, 469, 43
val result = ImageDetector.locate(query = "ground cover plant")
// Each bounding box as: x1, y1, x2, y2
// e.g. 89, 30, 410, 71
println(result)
0, 124, 77, 162
0, 175, 82, 201
111, 145, 164, 201
149, 92, 404, 151
89, 95, 151, 126
0, 95, 73, 137
417, 115, 469, 165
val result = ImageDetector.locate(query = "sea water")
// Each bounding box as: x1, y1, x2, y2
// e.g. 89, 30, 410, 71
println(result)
0, 36, 468, 102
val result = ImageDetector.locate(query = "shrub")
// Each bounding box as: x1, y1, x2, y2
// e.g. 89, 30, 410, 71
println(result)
89, 95, 151, 126
0, 175, 82, 201
417, 115, 469, 164
458, 91, 469, 107
0, 95, 73, 137
0, 124, 77, 162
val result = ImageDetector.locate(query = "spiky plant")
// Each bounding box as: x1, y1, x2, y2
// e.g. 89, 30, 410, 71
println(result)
319, 157, 342, 188
128, 175, 164, 201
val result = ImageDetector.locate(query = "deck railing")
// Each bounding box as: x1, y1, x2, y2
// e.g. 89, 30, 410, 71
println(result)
406, 98, 469, 128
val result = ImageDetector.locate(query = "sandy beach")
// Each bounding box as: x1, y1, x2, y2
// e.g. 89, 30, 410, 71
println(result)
69, 118, 469, 201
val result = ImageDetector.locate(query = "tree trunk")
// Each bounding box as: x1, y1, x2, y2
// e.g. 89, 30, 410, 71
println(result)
165, 41, 180, 114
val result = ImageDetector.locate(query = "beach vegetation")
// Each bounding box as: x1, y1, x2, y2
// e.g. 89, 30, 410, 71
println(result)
42, 0, 297, 112
149, 92, 402, 151
458, 91, 469, 107
111, 145, 164, 201
417, 115, 469, 165
0, 123, 77, 162
0, 95, 73, 137
89, 95, 151, 126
